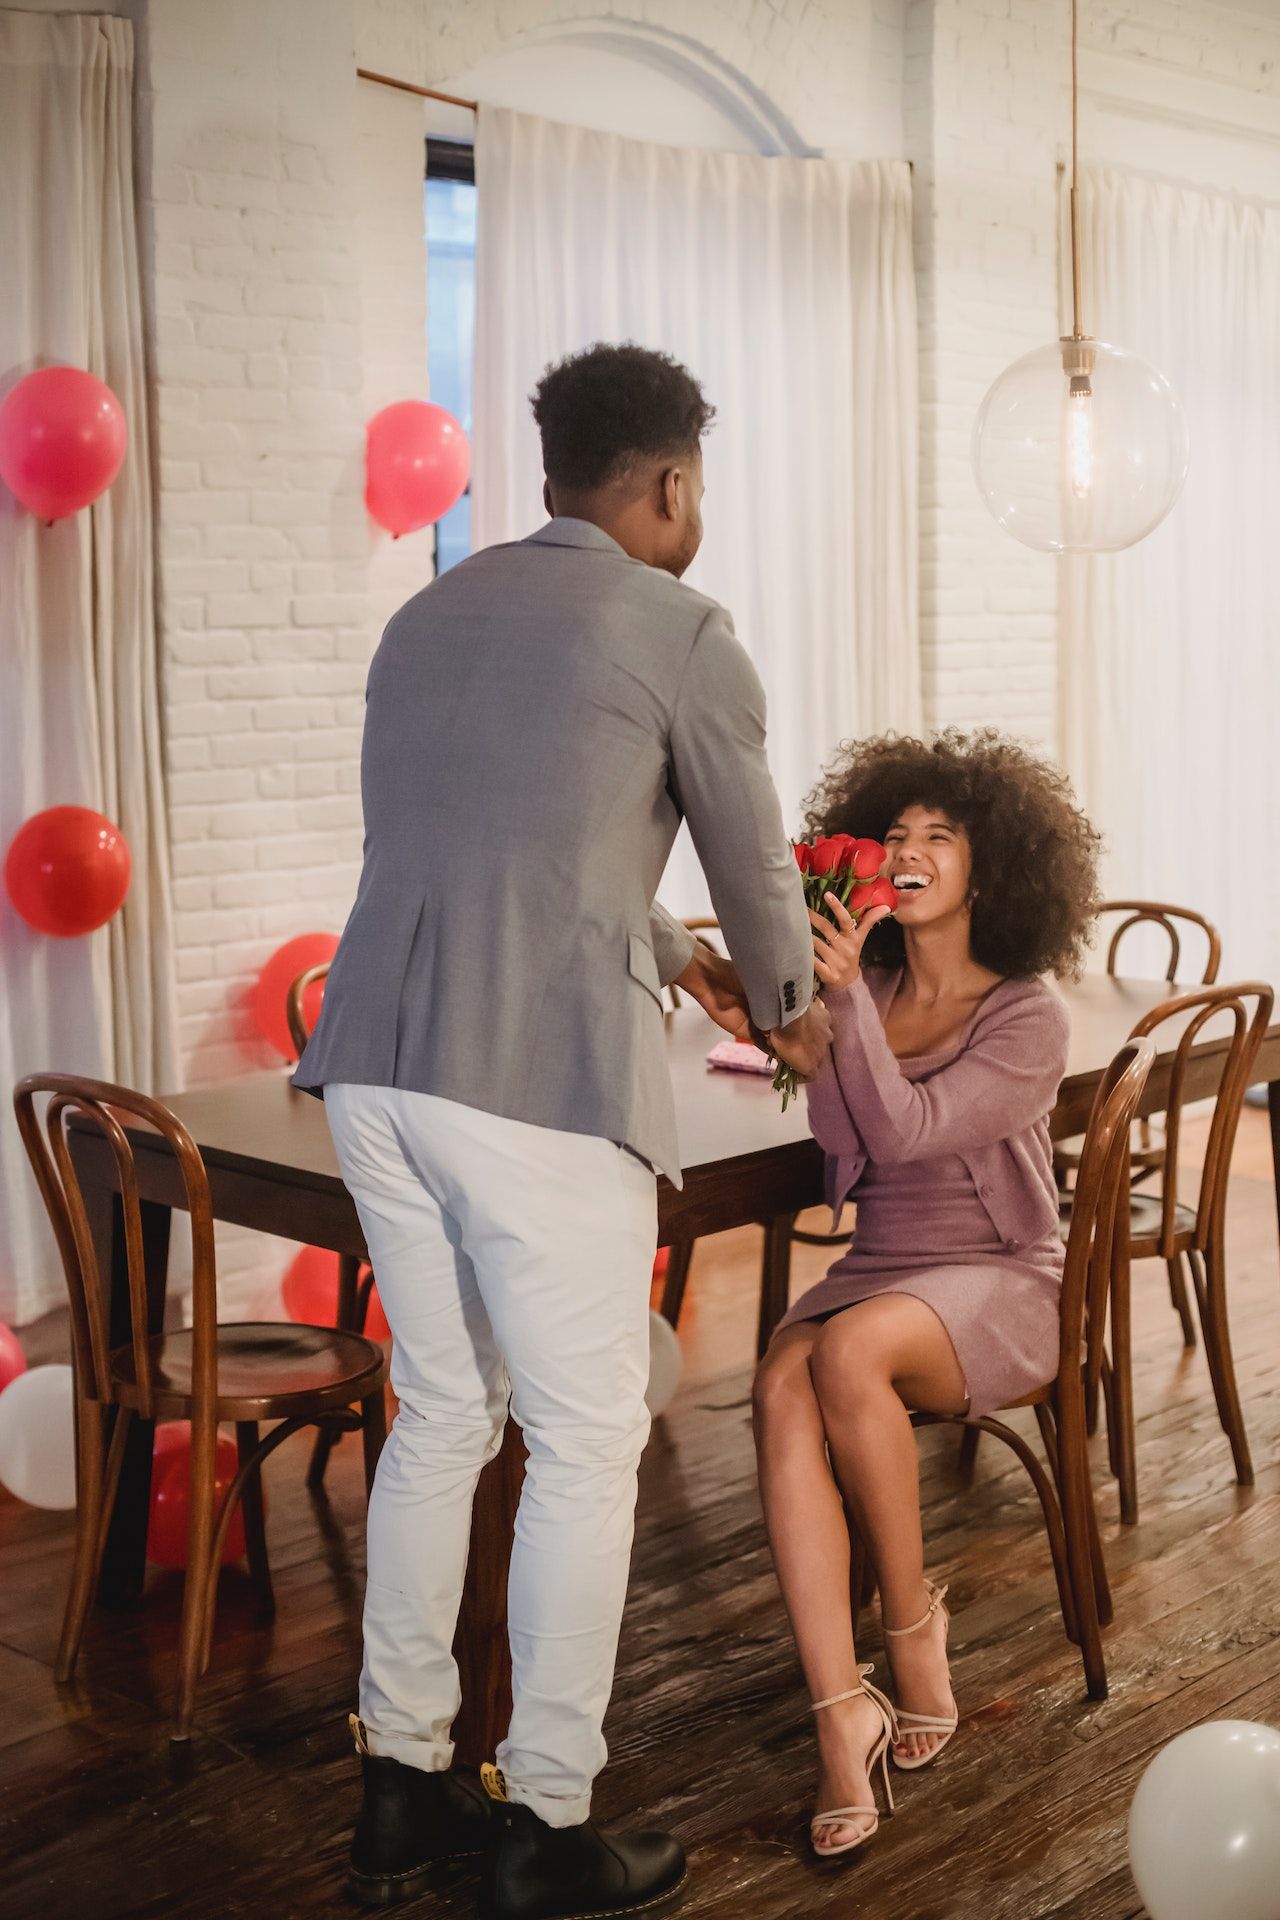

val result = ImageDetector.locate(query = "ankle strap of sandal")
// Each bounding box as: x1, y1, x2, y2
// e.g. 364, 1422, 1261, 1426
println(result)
882, 1581, 950, 1639
811, 1662, 896, 1733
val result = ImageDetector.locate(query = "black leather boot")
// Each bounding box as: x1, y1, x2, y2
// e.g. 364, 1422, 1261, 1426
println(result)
479, 1795, 687, 1920
345, 1716, 492, 1907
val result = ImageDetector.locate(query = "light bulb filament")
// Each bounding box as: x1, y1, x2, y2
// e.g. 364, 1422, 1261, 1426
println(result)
1067, 377, 1093, 501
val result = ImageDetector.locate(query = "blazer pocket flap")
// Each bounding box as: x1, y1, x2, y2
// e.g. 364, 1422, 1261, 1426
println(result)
627, 932, 665, 1007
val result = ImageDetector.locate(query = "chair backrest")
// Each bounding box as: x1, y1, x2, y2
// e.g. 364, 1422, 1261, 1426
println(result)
1126, 982, 1274, 1257
12, 1075, 219, 1422
1062, 1037, 1157, 1398
1099, 900, 1221, 986
286, 961, 331, 1057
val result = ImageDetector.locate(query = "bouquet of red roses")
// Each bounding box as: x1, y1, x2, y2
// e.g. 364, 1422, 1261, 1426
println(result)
769, 834, 895, 1108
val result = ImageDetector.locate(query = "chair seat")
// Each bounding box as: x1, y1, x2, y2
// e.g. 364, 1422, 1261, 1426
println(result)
111, 1320, 388, 1420
1058, 1193, 1196, 1253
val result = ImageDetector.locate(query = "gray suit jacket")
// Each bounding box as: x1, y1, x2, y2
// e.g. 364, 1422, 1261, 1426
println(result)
293, 519, 813, 1184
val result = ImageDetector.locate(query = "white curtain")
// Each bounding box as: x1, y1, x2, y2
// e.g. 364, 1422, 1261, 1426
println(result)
0, 13, 178, 1324
1061, 166, 1280, 983
472, 106, 920, 913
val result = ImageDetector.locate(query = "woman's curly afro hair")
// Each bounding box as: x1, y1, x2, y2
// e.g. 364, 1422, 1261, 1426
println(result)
803, 728, 1102, 981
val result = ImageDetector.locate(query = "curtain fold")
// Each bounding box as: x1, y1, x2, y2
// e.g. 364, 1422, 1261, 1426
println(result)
472, 106, 920, 914
1060, 165, 1280, 983
0, 13, 178, 1324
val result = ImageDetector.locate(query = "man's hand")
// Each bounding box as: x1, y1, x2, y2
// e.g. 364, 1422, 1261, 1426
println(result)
672, 942, 752, 1038
767, 998, 833, 1082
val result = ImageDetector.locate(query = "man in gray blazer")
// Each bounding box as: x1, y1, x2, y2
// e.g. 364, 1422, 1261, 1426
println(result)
295, 343, 829, 1919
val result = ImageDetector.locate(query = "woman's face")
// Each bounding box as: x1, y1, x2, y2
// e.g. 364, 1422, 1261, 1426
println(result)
883, 806, 973, 929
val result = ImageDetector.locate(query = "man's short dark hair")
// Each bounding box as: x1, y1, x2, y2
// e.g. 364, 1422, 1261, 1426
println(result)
530, 343, 715, 492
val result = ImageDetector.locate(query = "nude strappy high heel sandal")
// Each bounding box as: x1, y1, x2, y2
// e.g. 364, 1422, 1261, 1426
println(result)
883, 1579, 959, 1772
809, 1662, 898, 1858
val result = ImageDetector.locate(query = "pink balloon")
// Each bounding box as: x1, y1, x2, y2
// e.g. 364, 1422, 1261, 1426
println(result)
0, 367, 128, 520
0, 1325, 27, 1396
365, 400, 470, 538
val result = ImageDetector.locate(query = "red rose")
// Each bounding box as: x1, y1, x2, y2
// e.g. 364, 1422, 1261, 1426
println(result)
810, 834, 858, 876
849, 875, 897, 915
793, 841, 813, 873
850, 838, 887, 881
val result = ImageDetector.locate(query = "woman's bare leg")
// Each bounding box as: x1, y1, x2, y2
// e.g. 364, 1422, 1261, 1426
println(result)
752, 1324, 885, 1848
810, 1295, 968, 1763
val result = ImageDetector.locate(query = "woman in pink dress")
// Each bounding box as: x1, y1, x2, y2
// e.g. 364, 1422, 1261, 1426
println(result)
752, 729, 1101, 1859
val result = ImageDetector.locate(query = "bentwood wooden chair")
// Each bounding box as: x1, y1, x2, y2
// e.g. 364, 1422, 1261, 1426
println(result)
1055, 908, 1218, 1176
661, 920, 852, 1356
1055, 902, 1222, 1348
852, 1037, 1155, 1700
287, 960, 383, 1487
13, 1075, 388, 1743
1062, 983, 1272, 1526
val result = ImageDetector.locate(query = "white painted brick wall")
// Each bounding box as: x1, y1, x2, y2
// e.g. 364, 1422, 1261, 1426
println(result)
135, 1, 432, 1308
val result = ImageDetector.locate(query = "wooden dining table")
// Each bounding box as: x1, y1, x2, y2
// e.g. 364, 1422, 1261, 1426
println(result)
68, 973, 1280, 1762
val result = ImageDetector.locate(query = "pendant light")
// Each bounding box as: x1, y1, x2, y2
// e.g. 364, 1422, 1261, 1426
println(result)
971, 0, 1189, 554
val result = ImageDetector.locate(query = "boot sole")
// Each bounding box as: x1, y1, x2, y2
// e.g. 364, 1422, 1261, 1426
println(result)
346, 1848, 485, 1908
480, 1864, 688, 1920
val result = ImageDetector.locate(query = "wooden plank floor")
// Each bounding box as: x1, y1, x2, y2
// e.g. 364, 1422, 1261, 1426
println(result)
2, 1111, 1278, 1920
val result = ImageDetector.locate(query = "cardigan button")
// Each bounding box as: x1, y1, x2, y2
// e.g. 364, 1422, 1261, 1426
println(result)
1006, 1237, 1023, 1252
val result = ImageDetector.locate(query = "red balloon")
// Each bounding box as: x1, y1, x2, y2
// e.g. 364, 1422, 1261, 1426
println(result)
4, 806, 131, 936
282, 1245, 391, 1342
0, 366, 127, 520
147, 1424, 251, 1570
0, 1324, 27, 1396
652, 1248, 670, 1279
365, 400, 470, 537
251, 932, 339, 1059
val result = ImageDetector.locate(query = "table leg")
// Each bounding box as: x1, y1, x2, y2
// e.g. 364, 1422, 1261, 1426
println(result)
1269, 1081, 1280, 1265
756, 1214, 796, 1359
451, 1419, 526, 1769
71, 1145, 172, 1608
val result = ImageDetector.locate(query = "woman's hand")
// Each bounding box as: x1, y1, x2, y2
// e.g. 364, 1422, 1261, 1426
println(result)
811, 895, 894, 995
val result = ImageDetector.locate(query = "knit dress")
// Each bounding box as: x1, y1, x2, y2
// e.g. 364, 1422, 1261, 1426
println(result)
777, 966, 1069, 1418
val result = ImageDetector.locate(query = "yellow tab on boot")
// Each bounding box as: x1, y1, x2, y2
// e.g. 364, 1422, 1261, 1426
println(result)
349, 1712, 371, 1757
480, 1763, 508, 1803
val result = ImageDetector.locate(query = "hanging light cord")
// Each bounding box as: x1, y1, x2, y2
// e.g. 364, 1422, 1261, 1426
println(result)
1068, 0, 1084, 342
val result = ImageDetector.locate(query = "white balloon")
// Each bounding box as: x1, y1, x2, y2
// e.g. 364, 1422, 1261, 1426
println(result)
1129, 1720, 1280, 1920
645, 1309, 683, 1417
0, 1363, 77, 1510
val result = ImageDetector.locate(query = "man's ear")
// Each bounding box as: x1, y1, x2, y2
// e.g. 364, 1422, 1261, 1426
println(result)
659, 466, 682, 523
543, 478, 553, 515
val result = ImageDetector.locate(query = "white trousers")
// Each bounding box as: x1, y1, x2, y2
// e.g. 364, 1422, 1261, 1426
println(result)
324, 1084, 657, 1827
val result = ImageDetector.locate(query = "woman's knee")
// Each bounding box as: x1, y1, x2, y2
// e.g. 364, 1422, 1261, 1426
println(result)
810, 1312, 896, 1414
751, 1328, 818, 1430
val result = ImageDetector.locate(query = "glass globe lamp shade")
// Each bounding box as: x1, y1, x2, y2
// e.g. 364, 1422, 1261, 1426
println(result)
971, 337, 1190, 553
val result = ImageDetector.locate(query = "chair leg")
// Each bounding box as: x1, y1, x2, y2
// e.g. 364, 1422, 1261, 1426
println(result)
1056, 1397, 1108, 1700
235, 1422, 274, 1622
361, 1386, 388, 1498
756, 1215, 796, 1360
1028, 1405, 1079, 1646
1084, 1366, 1100, 1437
171, 1419, 219, 1745
1107, 1244, 1139, 1526
1192, 1245, 1254, 1487
956, 1425, 980, 1485
307, 1253, 363, 1488
659, 1239, 696, 1331
1166, 1253, 1197, 1349
56, 1400, 114, 1683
